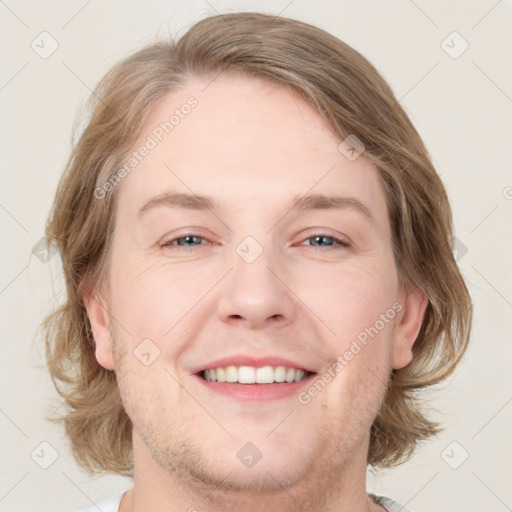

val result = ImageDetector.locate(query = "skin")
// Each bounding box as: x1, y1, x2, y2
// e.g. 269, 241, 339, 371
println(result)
85, 74, 427, 512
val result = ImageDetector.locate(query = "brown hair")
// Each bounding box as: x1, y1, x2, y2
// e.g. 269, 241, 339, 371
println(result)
42, 11, 472, 475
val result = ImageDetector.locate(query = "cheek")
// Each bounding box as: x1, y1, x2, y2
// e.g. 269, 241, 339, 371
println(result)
312, 265, 396, 424
108, 255, 206, 337
305, 258, 399, 341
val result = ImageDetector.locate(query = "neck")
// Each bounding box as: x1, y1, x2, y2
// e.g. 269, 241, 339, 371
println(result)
120, 431, 382, 512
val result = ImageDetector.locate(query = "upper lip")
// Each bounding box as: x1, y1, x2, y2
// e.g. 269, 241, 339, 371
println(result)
189, 355, 317, 375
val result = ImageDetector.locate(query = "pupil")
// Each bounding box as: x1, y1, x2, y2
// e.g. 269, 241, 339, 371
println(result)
181, 236, 198, 245
315, 236, 331, 246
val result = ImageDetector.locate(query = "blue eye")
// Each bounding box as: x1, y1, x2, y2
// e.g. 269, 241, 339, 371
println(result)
300, 235, 350, 249
161, 233, 350, 250
162, 235, 207, 247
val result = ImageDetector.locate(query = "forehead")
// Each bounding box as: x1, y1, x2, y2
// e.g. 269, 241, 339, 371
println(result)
115, 73, 388, 223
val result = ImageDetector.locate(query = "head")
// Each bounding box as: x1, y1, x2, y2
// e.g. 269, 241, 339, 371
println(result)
43, 12, 472, 487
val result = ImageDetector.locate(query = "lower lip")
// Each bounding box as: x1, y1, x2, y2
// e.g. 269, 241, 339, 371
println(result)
194, 374, 315, 402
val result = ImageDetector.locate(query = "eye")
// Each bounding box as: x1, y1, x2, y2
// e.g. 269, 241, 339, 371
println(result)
161, 234, 209, 248
299, 234, 350, 249
160, 233, 350, 250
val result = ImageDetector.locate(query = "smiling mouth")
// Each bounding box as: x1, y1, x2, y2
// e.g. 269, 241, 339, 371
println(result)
199, 365, 314, 384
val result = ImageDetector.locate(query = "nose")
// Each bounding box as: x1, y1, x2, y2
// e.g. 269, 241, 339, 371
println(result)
216, 241, 296, 330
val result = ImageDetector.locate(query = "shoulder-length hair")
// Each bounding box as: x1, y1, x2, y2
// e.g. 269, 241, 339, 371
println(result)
42, 11, 472, 475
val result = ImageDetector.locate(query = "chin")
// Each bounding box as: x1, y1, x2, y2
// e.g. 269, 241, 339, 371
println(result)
218, 437, 317, 487
149, 433, 317, 493
188, 455, 313, 493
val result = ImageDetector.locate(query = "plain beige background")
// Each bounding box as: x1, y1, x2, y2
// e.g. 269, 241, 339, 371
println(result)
1, 1, 511, 511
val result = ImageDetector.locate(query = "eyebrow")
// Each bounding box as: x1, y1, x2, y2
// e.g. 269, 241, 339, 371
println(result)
138, 192, 374, 223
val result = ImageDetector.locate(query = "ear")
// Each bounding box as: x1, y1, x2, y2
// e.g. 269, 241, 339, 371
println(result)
392, 285, 428, 370
83, 288, 115, 370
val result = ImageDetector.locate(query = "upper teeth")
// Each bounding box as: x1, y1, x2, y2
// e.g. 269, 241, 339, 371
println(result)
203, 366, 307, 384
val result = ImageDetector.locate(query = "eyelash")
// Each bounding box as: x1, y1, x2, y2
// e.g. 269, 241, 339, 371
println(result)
160, 233, 351, 250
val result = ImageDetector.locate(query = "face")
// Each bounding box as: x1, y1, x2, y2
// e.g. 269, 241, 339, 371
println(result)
86, 74, 426, 493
